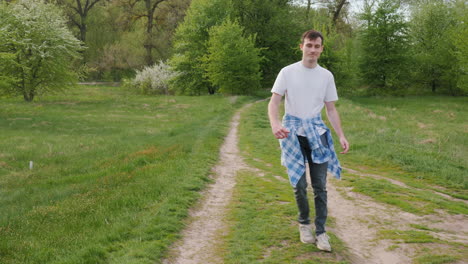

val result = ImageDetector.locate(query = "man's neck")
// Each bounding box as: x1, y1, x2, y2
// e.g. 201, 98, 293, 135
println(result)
301, 59, 318, 69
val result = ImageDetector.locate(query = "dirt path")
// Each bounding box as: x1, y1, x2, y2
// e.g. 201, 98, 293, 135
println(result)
163, 103, 252, 264
327, 173, 468, 264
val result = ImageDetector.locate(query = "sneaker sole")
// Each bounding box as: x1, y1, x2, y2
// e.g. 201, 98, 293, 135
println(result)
316, 244, 332, 252
300, 237, 316, 244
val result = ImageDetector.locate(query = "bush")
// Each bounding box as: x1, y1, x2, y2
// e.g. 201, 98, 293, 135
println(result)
124, 61, 178, 95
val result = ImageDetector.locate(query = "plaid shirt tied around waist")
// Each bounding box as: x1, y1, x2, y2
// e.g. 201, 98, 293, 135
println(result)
280, 113, 341, 187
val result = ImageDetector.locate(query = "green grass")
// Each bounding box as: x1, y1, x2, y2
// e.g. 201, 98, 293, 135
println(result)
338, 96, 467, 191
336, 173, 467, 215
414, 254, 458, 264
0, 85, 253, 263
378, 230, 437, 243
2, 90, 466, 263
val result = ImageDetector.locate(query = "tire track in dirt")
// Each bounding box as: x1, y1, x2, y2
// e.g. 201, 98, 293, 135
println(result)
163, 102, 254, 264
343, 167, 468, 205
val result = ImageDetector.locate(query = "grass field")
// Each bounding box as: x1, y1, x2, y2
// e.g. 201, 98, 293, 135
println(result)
1, 87, 466, 263
0, 85, 252, 263
226, 96, 467, 263
338, 96, 467, 192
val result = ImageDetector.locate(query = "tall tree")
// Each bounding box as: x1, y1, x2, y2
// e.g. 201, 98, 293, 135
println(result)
359, 0, 409, 92
331, 0, 347, 25
55, 0, 104, 42
449, 0, 468, 95
410, 0, 455, 93
230, 0, 299, 86
121, 0, 188, 65
306, 0, 312, 19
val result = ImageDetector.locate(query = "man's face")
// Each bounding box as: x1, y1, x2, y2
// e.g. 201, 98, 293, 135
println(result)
300, 37, 323, 63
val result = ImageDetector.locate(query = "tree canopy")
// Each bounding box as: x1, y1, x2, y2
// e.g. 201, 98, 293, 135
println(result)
203, 20, 262, 95
0, 0, 466, 97
0, 0, 82, 101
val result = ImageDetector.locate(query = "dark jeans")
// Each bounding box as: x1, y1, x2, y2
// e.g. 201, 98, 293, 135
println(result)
293, 134, 328, 235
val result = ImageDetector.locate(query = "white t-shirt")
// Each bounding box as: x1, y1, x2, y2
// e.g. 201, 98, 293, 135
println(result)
271, 61, 338, 135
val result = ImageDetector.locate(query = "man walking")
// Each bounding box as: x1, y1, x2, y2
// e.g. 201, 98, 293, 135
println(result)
268, 30, 349, 252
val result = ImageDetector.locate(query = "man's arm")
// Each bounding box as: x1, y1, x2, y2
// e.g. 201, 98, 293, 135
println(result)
268, 93, 290, 139
325, 101, 349, 154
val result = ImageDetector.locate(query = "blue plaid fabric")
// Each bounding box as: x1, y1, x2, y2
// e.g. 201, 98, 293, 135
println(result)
279, 113, 341, 187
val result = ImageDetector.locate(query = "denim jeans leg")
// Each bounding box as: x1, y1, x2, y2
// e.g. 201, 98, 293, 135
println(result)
293, 173, 310, 225
309, 161, 328, 235
295, 134, 329, 235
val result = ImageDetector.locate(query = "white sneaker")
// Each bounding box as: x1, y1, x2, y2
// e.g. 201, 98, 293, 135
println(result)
299, 224, 316, 244
316, 233, 332, 252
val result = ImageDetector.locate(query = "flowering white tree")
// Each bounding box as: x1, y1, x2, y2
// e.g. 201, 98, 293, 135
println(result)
0, 0, 82, 102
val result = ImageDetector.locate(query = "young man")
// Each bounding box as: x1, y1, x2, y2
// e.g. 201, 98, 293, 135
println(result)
268, 30, 349, 252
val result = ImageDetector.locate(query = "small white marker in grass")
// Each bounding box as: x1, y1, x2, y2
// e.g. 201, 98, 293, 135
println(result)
29, 161, 33, 170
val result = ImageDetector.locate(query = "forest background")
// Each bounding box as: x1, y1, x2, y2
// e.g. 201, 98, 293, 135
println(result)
0, 0, 467, 99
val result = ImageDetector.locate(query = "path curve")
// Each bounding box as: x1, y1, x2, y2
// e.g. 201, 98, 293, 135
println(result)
163, 103, 253, 264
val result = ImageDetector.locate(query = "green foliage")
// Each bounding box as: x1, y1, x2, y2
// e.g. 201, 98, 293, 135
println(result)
358, 0, 409, 94
0, 52, 17, 91
169, 0, 231, 95
230, 0, 300, 87
410, 0, 460, 95
203, 20, 262, 95
0, 0, 82, 102
447, 0, 468, 95
83, 3, 144, 81
332, 36, 361, 93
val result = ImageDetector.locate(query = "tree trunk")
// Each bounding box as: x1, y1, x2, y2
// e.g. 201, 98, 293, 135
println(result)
306, 0, 311, 20
23, 90, 34, 102
332, 0, 347, 26
144, 0, 154, 66
79, 17, 87, 42
208, 86, 215, 95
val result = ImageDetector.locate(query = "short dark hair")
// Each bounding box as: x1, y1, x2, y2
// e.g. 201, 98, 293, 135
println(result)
301, 30, 324, 45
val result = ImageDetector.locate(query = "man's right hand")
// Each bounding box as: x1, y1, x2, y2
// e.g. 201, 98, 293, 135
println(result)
268, 93, 289, 139
272, 124, 290, 139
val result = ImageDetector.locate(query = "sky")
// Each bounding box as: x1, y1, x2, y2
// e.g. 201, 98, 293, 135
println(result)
291, 0, 367, 15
